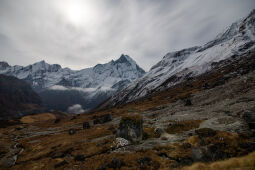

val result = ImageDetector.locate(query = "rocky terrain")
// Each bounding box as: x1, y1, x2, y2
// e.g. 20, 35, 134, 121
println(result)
0, 50, 254, 169
1, 8, 255, 170
0, 54, 145, 110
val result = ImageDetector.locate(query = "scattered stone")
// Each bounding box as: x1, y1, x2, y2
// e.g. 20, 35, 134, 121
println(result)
158, 152, 168, 158
205, 145, 228, 161
137, 157, 154, 167
55, 160, 68, 168
210, 78, 225, 88
200, 139, 206, 146
70, 116, 76, 120
190, 147, 204, 161
50, 148, 73, 158
243, 110, 255, 122
183, 142, 191, 149
248, 122, 255, 129
177, 158, 193, 166
97, 165, 107, 170
74, 155, 85, 162
83, 122, 90, 129
154, 128, 164, 137
54, 118, 60, 124
69, 129, 76, 135
239, 142, 255, 152
108, 158, 124, 168
15, 126, 23, 131
116, 113, 143, 143
195, 128, 216, 138
184, 99, 192, 106
202, 82, 209, 89
93, 114, 112, 124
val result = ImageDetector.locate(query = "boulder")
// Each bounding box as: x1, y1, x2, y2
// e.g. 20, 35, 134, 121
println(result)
54, 118, 61, 124
93, 114, 112, 124
243, 110, 255, 123
154, 128, 164, 137
183, 142, 191, 149
137, 157, 155, 167
107, 158, 124, 169
83, 122, 90, 129
190, 145, 228, 162
74, 155, 85, 162
248, 122, 255, 129
116, 113, 143, 143
69, 129, 76, 135
195, 128, 216, 138
190, 147, 204, 161
112, 137, 130, 149
184, 99, 192, 106
55, 160, 68, 168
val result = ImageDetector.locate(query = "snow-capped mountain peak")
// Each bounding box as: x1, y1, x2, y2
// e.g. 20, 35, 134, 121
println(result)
0, 54, 145, 90
104, 9, 255, 107
0, 54, 145, 109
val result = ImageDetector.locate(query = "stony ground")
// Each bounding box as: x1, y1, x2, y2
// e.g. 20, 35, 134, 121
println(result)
0, 55, 255, 169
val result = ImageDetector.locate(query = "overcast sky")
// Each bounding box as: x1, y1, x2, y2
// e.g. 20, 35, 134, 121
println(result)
0, 0, 254, 71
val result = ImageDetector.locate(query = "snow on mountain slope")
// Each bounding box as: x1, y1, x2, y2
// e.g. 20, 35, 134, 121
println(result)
0, 54, 145, 110
0, 54, 144, 91
105, 9, 255, 107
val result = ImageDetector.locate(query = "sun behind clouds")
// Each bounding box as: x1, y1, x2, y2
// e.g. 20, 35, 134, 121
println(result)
56, 0, 98, 27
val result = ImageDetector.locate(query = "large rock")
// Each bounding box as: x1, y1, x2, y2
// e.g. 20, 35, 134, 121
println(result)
83, 122, 90, 129
107, 158, 124, 169
243, 110, 255, 123
116, 113, 143, 143
195, 128, 216, 138
93, 114, 112, 124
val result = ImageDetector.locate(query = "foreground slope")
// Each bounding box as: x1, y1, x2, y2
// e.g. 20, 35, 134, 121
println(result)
0, 51, 254, 169
104, 9, 255, 107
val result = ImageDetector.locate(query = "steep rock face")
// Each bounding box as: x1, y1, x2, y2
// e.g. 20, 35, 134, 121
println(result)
0, 55, 145, 110
0, 75, 42, 120
105, 9, 255, 107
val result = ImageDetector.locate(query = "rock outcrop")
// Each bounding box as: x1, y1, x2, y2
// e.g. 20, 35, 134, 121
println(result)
116, 114, 143, 143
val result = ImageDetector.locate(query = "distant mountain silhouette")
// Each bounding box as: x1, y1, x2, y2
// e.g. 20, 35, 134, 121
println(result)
0, 75, 43, 120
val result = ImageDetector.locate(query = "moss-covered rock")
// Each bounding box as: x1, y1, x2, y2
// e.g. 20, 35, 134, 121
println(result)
116, 113, 143, 143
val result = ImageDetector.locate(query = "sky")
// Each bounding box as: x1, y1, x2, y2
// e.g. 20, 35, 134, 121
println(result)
0, 0, 254, 71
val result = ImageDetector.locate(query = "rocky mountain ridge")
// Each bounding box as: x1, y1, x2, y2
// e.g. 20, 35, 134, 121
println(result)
0, 54, 145, 110
104, 9, 255, 107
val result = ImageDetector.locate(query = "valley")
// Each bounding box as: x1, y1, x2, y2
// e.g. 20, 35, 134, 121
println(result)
0, 51, 255, 169
0, 7, 255, 170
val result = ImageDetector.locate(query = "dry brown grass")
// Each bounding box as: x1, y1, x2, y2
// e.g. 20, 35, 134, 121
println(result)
20, 113, 56, 123
165, 120, 203, 134
143, 127, 160, 139
182, 151, 255, 170
120, 113, 142, 125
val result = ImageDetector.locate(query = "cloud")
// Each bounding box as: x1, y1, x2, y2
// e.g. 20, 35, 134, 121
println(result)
0, 0, 254, 71
67, 104, 85, 114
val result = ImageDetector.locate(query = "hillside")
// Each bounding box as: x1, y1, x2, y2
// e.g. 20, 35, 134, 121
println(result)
0, 75, 42, 120
103, 9, 255, 108
0, 51, 254, 169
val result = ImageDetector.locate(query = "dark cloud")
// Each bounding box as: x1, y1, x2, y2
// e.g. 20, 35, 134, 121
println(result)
0, 0, 254, 71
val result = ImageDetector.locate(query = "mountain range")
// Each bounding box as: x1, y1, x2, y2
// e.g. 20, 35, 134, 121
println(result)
0, 54, 145, 111
103, 9, 255, 107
